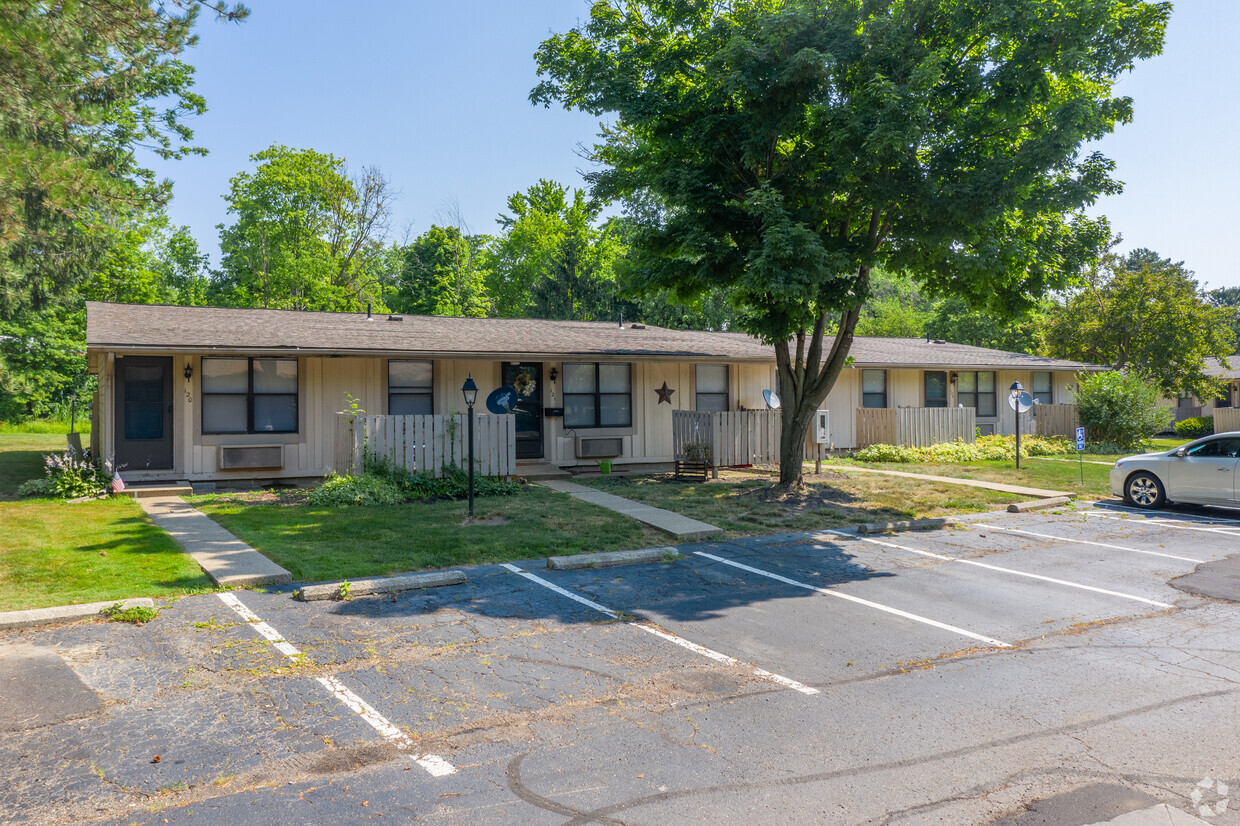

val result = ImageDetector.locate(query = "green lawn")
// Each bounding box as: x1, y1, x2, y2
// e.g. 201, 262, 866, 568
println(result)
830, 438, 1192, 502
192, 487, 659, 583
578, 469, 1021, 537
0, 498, 213, 612
0, 431, 214, 612
0, 432, 65, 498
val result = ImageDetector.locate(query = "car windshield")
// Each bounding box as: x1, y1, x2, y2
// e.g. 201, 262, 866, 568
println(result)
1186, 438, 1240, 458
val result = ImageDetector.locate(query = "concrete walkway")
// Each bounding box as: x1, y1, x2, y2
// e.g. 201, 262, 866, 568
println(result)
138, 497, 292, 586
539, 479, 722, 541
829, 463, 1071, 499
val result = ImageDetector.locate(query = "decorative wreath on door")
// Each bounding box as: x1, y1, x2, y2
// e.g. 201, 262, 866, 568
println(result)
512, 369, 537, 398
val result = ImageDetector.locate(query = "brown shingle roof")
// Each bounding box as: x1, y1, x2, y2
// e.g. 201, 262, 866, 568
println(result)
85, 302, 1100, 370
1204, 356, 1240, 379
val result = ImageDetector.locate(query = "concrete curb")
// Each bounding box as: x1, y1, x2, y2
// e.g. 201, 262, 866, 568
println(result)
0, 598, 156, 630
295, 570, 467, 602
1007, 495, 1073, 513
547, 547, 680, 571
857, 518, 958, 535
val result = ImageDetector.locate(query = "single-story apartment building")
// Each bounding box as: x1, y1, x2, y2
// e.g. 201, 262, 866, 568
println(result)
85, 301, 1100, 484
1159, 356, 1239, 424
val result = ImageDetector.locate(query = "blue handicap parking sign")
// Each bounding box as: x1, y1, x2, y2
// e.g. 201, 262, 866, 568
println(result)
1076, 426, 1086, 450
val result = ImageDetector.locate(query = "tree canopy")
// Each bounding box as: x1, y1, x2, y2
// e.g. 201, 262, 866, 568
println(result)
213, 145, 392, 311
0, 0, 247, 319
1045, 248, 1235, 399
533, 0, 1169, 486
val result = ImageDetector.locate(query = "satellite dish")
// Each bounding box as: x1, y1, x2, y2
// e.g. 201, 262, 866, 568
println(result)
1007, 391, 1034, 414
763, 389, 781, 410
486, 386, 520, 415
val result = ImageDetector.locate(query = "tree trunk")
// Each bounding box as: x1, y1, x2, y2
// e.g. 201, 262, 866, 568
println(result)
772, 268, 869, 490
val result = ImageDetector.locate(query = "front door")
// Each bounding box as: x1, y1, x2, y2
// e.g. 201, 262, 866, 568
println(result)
502, 363, 543, 460
114, 356, 173, 471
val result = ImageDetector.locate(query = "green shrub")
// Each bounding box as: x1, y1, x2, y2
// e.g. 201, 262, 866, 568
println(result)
853, 443, 919, 463
16, 477, 53, 498
1174, 416, 1214, 439
1075, 371, 1172, 449
29, 450, 115, 499
308, 473, 402, 506
853, 434, 1072, 464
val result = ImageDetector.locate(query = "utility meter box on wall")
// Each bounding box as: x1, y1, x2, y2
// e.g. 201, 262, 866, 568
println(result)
814, 410, 830, 444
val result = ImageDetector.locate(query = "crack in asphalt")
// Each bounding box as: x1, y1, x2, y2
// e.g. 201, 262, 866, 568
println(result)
539, 687, 1239, 825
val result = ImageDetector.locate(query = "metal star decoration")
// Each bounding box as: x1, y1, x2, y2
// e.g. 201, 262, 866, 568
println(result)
655, 381, 675, 404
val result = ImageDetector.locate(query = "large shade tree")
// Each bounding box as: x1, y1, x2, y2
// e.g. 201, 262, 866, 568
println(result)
533, 0, 1168, 488
0, 0, 247, 318
1045, 248, 1235, 399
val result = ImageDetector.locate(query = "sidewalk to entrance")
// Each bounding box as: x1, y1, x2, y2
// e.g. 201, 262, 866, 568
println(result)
137, 496, 292, 586
539, 479, 722, 541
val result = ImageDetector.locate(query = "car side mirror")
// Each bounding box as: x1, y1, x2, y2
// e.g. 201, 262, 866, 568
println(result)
1173, 448, 1187, 458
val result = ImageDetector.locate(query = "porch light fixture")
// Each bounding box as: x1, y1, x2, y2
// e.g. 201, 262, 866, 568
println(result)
461, 375, 478, 517
184, 364, 193, 381
549, 367, 558, 382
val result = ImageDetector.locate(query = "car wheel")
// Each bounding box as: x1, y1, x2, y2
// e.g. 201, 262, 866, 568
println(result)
1124, 471, 1166, 509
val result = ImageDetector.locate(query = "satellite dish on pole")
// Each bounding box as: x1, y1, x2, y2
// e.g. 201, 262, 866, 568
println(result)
1007, 391, 1034, 414
763, 389, 781, 410
486, 386, 520, 415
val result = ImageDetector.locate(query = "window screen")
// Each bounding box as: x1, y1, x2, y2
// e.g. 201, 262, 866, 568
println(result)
202, 357, 298, 434
861, 370, 887, 409
1032, 372, 1053, 406
957, 371, 996, 417
564, 363, 632, 428
389, 360, 434, 415
696, 364, 728, 412
924, 372, 948, 408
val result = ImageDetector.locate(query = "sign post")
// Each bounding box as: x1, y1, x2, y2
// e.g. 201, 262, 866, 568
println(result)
1076, 426, 1086, 484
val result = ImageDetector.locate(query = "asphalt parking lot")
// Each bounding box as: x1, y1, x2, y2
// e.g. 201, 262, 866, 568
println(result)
5, 500, 1240, 825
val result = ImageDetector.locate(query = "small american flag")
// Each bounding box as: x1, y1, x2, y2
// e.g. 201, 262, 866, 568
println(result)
111, 473, 126, 493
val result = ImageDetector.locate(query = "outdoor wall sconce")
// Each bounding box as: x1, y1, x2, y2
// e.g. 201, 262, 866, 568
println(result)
549, 367, 559, 382
949, 372, 957, 384
184, 364, 193, 381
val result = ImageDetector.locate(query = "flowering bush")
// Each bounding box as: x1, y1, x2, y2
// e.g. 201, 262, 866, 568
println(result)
22, 451, 118, 499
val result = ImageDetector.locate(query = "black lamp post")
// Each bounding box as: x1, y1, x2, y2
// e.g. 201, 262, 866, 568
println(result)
1010, 380, 1024, 469
461, 374, 478, 517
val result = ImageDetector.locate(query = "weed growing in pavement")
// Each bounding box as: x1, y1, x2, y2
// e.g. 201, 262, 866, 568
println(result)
103, 602, 159, 624
336, 580, 352, 600
191, 617, 239, 631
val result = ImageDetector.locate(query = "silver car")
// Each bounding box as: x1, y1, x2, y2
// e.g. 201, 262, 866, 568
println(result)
1110, 432, 1240, 509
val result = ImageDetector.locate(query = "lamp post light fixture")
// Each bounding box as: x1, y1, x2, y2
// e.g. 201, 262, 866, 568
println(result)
461, 375, 479, 518
1010, 380, 1024, 469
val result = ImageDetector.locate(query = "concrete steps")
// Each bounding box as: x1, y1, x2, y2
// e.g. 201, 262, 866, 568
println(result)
119, 482, 193, 499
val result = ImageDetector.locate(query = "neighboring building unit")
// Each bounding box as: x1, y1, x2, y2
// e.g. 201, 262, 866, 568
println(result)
86, 302, 1100, 484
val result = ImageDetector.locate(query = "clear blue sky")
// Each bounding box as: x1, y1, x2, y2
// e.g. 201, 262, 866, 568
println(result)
148, 0, 1240, 290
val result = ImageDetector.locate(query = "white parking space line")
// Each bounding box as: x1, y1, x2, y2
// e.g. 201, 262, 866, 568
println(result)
692, 551, 1011, 649
823, 531, 1174, 609
216, 592, 301, 658
500, 563, 820, 695
215, 592, 456, 776
316, 677, 456, 777
1094, 504, 1240, 524
1084, 511, 1240, 537
978, 524, 1204, 564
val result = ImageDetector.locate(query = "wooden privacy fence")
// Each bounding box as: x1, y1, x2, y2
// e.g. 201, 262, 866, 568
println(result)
1035, 404, 1079, 437
855, 407, 976, 448
1214, 408, 1240, 433
672, 410, 781, 468
334, 413, 516, 478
